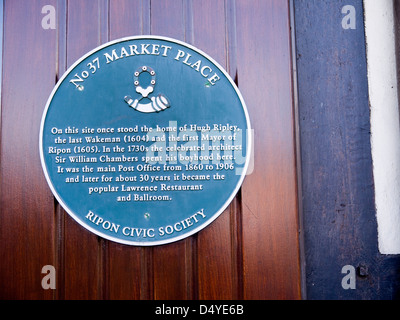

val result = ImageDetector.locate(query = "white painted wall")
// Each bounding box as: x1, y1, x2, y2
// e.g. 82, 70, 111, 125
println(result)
364, 0, 400, 254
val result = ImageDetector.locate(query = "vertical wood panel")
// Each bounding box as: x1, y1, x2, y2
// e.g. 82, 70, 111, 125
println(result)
61, 0, 104, 300
109, 0, 145, 40
66, 0, 103, 67
0, 0, 302, 300
54, 0, 67, 300
0, 0, 57, 299
151, 0, 185, 40
236, 0, 301, 299
191, 0, 237, 300
192, 0, 226, 66
106, 244, 142, 299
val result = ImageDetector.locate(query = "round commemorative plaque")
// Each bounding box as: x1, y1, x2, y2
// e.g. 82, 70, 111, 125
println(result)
40, 36, 251, 246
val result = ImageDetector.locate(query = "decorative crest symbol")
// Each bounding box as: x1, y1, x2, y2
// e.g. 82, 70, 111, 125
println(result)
124, 66, 171, 113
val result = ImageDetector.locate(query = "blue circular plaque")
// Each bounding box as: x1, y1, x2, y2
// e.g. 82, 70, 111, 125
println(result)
40, 36, 251, 246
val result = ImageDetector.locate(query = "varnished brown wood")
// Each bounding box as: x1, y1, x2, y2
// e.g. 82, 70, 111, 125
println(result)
62, 0, 105, 300
0, 0, 301, 300
236, 0, 301, 299
0, 0, 57, 299
192, 0, 238, 300
105, 243, 141, 299
110, 0, 145, 40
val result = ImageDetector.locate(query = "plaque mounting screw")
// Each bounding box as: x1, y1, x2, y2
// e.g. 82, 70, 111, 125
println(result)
144, 213, 150, 219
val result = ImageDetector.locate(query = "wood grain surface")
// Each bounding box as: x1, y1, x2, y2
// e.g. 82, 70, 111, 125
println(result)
0, 0, 301, 300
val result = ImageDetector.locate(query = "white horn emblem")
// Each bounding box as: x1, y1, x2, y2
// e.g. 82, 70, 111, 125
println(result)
124, 66, 170, 113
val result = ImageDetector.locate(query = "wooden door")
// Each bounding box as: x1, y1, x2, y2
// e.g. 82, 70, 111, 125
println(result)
0, 0, 301, 300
